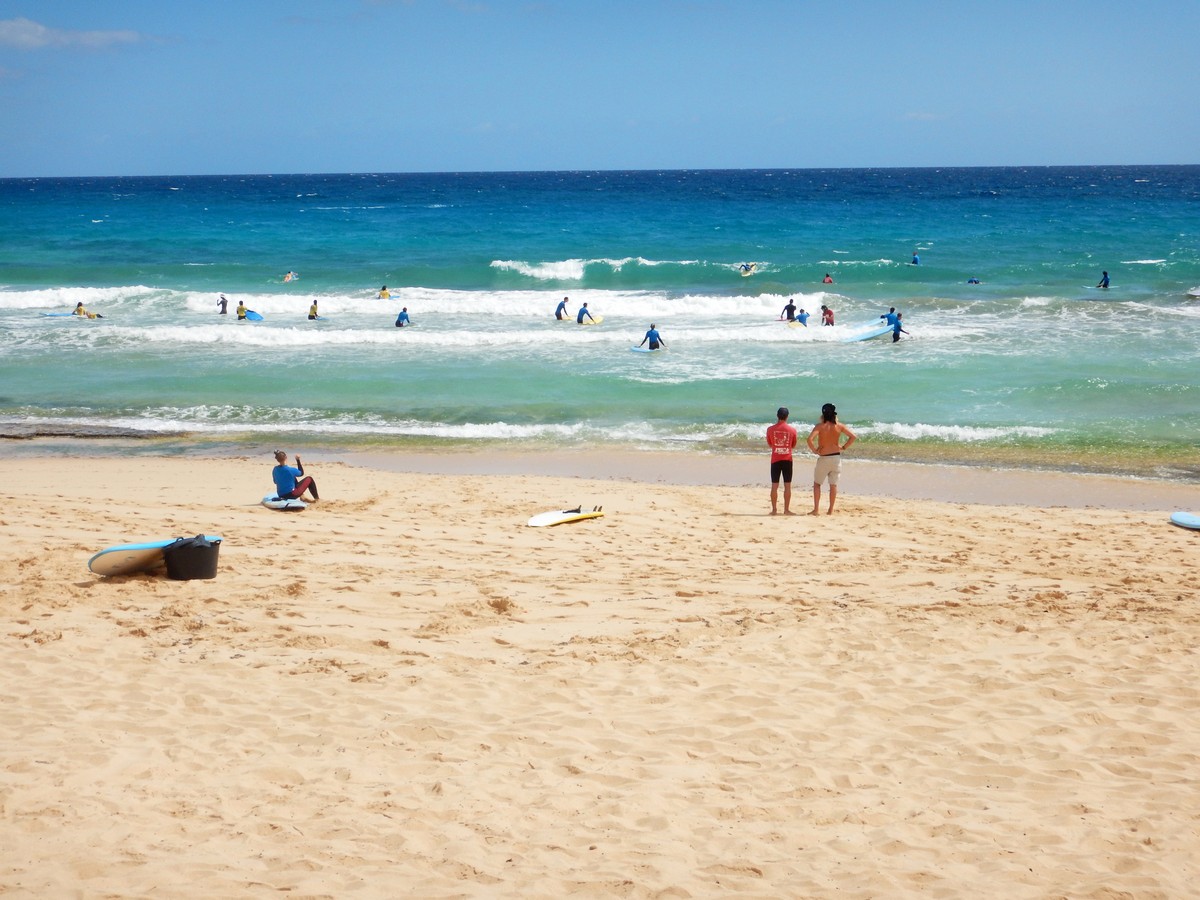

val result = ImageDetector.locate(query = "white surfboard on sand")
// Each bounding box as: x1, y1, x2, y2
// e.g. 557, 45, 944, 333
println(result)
527, 506, 604, 527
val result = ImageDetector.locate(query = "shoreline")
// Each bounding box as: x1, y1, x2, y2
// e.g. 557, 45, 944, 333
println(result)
4, 438, 1193, 512
337, 448, 1200, 512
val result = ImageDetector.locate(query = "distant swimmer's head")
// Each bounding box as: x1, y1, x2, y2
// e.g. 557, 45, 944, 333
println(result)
777, 407, 789, 421
821, 403, 837, 423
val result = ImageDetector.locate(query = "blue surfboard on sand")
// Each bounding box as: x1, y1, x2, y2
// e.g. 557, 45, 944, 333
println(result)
89, 536, 222, 576
1170, 512, 1200, 530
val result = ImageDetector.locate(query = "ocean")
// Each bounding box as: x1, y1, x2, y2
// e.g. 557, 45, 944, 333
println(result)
2, 167, 1198, 480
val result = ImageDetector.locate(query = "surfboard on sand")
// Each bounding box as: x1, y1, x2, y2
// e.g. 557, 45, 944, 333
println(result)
527, 506, 604, 527
1170, 511, 1200, 530
262, 494, 307, 511
88, 536, 223, 576
579, 315, 604, 326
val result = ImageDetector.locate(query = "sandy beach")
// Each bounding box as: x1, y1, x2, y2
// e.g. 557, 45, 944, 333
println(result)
2, 452, 1199, 897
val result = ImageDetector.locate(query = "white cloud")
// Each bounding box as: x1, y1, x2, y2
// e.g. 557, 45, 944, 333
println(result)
0, 17, 142, 49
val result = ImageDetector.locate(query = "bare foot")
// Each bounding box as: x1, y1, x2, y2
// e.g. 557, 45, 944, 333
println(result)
807, 510, 819, 516
783, 510, 796, 515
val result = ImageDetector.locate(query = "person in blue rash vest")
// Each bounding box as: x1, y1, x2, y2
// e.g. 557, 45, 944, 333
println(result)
272, 450, 319, 503
638, 324, 665, 350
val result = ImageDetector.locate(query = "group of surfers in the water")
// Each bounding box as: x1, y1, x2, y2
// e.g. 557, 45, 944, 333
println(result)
779, 299, 908, 341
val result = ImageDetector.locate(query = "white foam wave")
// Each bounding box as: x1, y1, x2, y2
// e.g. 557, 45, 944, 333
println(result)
0, 285, 161, 310
489, 257, 703, 281
1120, 259, 1166, 265
864, 422, 1056, 441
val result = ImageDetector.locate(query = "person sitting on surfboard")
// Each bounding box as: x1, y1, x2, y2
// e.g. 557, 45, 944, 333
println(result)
272, 450, 319, 503
308, 301, 319, 321
638, 324, 665, 351
555, 296, 570, 320
577, 302, 595, 324
395, 307, 411, 327
1097, 271, 1110, 289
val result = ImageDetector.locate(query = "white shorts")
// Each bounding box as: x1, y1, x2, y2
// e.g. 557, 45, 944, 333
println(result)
813, 454, 842, 486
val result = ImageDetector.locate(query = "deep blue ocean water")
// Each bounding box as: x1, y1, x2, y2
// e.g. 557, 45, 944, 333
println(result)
2, 167, 1198, 479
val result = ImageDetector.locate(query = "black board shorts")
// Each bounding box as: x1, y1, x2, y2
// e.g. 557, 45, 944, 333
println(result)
770, 459, 794, 484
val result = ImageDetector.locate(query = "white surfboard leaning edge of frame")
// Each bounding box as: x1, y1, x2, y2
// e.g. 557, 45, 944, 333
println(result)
1169, 511, 1200, 530
527, 506, 604, 527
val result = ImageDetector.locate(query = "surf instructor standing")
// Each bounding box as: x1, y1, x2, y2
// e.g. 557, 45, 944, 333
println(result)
766, 407, 798, 515
272, 450, 319, 503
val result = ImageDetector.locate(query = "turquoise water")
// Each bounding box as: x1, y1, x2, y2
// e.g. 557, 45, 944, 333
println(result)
2, 168, 1198, 479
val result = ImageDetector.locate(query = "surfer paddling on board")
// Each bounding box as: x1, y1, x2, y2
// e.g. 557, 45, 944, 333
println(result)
577, 302, 596, 324
638, 324, 666, 351
284, 271, 298, 283
806, 403, 857, 516
766, 407, 799, 516
555, 297, 570, 320
72, 302, 103, 319
272, 450, 319, 503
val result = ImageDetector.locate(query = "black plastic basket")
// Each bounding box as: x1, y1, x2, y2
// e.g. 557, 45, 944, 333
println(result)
163, 535, 221, 581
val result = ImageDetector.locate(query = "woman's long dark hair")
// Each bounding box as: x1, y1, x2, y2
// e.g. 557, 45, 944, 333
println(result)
821, 403, 837, 423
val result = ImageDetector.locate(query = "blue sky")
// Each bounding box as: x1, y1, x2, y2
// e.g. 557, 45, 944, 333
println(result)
1, 0, 1197, 176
